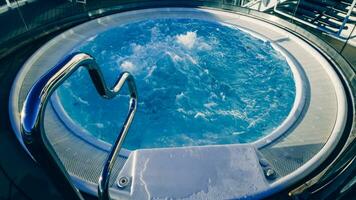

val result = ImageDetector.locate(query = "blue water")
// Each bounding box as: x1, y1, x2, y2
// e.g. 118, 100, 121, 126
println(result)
55, 18, 296, 150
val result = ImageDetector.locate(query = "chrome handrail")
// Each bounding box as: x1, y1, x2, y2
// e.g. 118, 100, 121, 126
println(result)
98, 73, 137, 200
20, 52, 138, 200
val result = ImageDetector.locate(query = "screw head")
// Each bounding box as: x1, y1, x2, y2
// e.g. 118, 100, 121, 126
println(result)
117, 176, 130, 188
265, 168, 276, 180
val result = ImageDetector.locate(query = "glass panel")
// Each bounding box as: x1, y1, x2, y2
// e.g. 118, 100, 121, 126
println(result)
272, 0, 356, 55
268, 0, 300, 23
341, 23, 356, 68
15, 0, 85, 31
0, 0, 28, 44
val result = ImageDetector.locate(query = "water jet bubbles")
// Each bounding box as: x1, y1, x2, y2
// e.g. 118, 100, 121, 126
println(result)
56, 18, 296, 149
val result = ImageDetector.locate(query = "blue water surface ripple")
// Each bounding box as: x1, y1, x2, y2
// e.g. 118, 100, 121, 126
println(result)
55, 18, 296, 150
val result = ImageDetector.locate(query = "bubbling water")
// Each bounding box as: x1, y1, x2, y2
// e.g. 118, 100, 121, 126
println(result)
55, 18, 296, 150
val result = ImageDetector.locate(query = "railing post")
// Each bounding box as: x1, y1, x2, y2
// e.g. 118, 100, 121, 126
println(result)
337, 0, 356, 36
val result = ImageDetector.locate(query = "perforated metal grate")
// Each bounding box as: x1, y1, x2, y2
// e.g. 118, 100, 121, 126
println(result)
44, 104, 127, 186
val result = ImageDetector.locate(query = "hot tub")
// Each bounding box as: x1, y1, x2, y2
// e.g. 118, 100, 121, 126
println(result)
51, 16, 305, 150
9, 7, 348, 199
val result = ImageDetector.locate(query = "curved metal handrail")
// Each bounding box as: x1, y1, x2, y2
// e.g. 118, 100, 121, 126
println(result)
20, 52, 138, 200
98, 73, 137, 200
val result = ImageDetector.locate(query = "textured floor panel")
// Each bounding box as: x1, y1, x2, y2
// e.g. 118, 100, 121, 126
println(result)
44, 103, 127, 186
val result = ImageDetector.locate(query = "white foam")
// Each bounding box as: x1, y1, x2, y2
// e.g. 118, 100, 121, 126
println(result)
204, 102, 217, 108
217, 110, 246, 120
220, 92, 226, 101
186, 55, 197, 64
120, 60, 135, 71
166, 51, 183, 62
177, 108, 185, 113
232, 131, 244, 135
132, 43, 143, 53
144, 65, 157, 79
176, 31, 197, 49
176, 92, 185, 100
197, 42, 212, 51
194, 112, 207, 120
